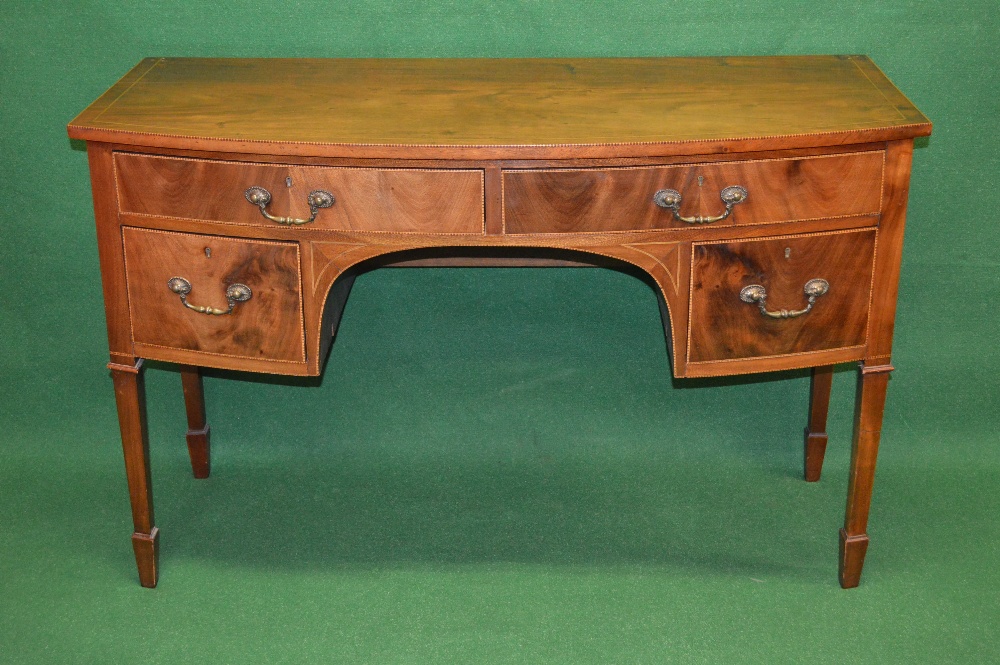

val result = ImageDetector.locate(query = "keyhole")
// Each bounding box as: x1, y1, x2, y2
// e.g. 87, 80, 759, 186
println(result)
785, 247, 791, 259
205, 247, 212, 258
698, 175, 704, 187
286, 176, 293, 187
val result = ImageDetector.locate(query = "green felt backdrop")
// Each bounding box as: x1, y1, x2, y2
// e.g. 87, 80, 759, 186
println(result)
1, 1, 998, 663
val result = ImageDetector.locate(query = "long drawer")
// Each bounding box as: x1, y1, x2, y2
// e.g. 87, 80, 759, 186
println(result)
503, 151, 884, 234
115, 153, 486, 234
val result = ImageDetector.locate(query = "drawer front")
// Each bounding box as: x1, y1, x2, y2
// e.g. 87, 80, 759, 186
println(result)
122, 228, 305, 363
287, 165, 484, 233
115, 153, 485, 234
503, 152, 883, 234
688, 229, 876, 364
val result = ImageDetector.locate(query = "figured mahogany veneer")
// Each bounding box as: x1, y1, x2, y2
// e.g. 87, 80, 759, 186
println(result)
688, 229, 877, 365
122, 228, 305, 367
116, 153, 485, 234
503, 152, 884, 234
69, 56, 931, 589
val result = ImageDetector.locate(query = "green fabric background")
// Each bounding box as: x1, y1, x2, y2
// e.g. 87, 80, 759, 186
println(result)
1, 1, 998, 663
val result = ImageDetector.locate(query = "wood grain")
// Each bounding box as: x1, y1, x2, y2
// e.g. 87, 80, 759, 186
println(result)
88, 144, 134, 364
109, 359, 158, 588
305, 240, 691, 377
289, 165, 484, 233
484, 163, 504, 235
683, 346, 867, 379
117, 153, 484, 233
106, 139, 888, 169
865, 140, 915, 364
70, 56, 931, 589
504, 152, 883, 233
68, 57, 931, 159
688, 229, 876, 364
122, 228, 305, 363
840, 363, 893, 588
116, 152, 291, 224
118, 202, 880, 247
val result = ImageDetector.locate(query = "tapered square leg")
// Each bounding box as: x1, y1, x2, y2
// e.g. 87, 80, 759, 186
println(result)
804, 365, 834, 481
839, 529, 869, 589
839, 363, 892, 588
110, 359, 159, 588
131, 527, 160, 588
180, 366, 211, 479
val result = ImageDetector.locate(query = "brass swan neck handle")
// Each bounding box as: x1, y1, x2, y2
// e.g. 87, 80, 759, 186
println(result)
739, 278, 830, 319
167, 277, 252, 316
653, 185, 748, 224
245, 186, 335, 226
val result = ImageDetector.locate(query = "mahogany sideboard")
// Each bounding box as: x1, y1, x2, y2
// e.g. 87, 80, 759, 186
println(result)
68, 56, 931, 588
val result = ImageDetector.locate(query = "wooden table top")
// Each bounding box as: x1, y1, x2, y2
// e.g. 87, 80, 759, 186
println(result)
68, 56, 931, 158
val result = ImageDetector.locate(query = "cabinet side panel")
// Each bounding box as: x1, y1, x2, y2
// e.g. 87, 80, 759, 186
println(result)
88, 142, 134, 363
865, 140, 915, 363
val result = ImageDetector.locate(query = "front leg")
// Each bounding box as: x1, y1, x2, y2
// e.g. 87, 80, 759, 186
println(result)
839, 363, 892, 588
180, 366, 211, 479
109, 359, 159, 588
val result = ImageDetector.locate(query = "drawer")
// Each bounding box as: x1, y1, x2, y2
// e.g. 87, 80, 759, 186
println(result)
115, 153, 485, 234
122, 228, 305, 363
688, 228, 876, 364
503, 152, 884, 234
